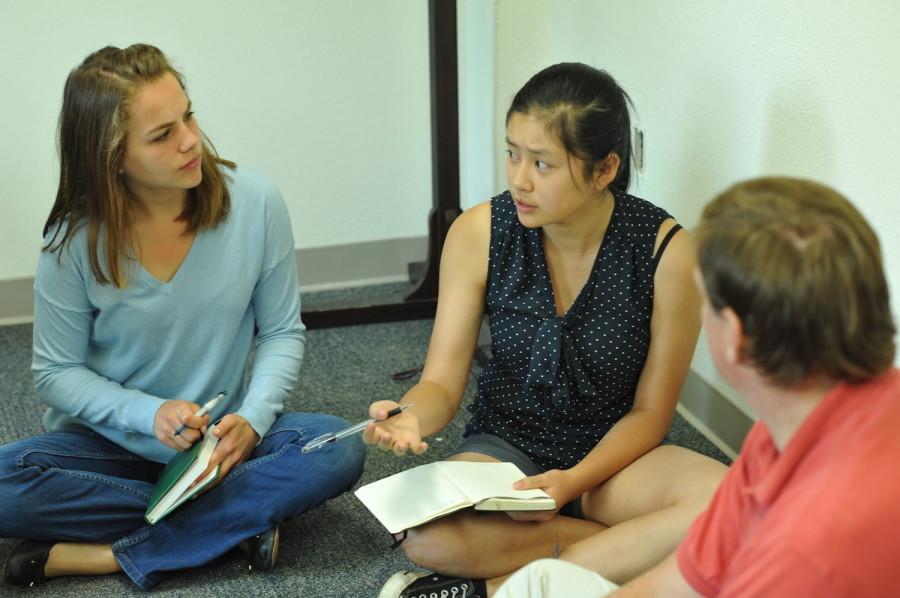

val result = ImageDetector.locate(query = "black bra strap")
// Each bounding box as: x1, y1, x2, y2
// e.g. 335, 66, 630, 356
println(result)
651, 223, 683, 274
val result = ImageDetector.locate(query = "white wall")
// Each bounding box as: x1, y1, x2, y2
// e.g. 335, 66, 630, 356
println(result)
493, 0, 556, 190
495, 1, 900, 414
458, 0, 497, 209
0, 0, 433, 282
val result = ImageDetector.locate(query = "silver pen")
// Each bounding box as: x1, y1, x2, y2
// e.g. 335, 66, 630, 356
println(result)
302, 403, 414, 453
173, 392, 226, 437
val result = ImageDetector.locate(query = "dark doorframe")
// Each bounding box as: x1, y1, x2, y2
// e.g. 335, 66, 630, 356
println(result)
301, 0, 460, 329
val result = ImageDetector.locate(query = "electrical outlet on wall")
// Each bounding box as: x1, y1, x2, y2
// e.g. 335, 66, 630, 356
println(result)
633, 127, 644, 171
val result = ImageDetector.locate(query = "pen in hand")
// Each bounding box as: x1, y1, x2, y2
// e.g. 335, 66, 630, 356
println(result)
173, 392, 226, 437
302, 403, 414, 453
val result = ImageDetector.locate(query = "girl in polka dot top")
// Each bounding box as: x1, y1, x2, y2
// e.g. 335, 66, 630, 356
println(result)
368, 63, 729, 598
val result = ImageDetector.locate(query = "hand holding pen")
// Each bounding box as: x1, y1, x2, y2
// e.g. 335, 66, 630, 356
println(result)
173, 392, 225, 437
362, 401, 429, 456
155, 392, 226, 451
303, 403, 426, 454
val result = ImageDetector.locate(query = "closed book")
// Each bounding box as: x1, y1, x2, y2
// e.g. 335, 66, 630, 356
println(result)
145, 432, 220, 524
355, 461, 556, 534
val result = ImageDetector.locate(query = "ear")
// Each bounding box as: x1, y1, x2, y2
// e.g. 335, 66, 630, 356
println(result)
720, 307, 747, 365
592, 152, 621, 190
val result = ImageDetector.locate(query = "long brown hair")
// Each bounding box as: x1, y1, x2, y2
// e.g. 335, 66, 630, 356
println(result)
44, 43, 235, 287
696, 177, 895, 385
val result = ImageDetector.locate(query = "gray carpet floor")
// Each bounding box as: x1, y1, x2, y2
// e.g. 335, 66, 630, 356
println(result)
0, 285, 728, 596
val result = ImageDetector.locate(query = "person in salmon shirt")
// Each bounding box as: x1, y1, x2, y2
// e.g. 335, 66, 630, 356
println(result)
494, 176, 900, 597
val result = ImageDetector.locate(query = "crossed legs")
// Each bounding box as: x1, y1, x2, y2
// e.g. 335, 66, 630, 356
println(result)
397, 445, 727, 592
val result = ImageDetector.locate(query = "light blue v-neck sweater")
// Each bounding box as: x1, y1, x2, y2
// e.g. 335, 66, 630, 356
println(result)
32, 166, 305, 463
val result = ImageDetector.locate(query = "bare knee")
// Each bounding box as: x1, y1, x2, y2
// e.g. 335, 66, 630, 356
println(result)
401, 515, 475, 574
671, 458, 728, 515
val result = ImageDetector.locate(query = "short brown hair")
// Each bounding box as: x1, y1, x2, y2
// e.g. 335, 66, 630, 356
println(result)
44, 44, 235, 287
696, 177, 895, 385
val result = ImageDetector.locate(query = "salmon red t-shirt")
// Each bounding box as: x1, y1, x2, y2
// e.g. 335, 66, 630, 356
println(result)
677, 369, 900, 597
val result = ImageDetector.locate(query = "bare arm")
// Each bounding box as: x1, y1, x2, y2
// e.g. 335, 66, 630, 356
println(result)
365, 202, 491, 453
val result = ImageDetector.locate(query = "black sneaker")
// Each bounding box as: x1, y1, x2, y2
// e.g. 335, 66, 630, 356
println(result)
378, 570, 485, 598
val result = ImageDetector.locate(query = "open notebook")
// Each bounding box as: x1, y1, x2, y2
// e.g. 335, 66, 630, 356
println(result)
355, 461, 556, 534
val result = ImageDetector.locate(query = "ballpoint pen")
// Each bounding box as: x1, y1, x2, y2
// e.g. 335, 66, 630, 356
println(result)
173, 392, 226, 437
302, 403, 414, 453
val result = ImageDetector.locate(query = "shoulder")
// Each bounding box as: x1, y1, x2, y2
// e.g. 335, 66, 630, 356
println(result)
488, 190, 517, 224
615, 192, 690, 265
650, 226, 696, 311
615, 192, 671, 224
613, 192, 683, 253
223, 165, 290, 224
655, 222, 694, 266
40, 217, 86, 250
448, 189, 518, 248
452, 191, 515, 229
225, 165, 283, 205
447, 199, 491, 251
37, 220, 90, 274
457, 198, 493, 229
34, 220, 95, 305
441, 198, 493, 285
216, 166, 294, 255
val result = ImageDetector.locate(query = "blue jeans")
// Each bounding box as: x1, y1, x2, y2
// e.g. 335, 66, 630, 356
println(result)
0, 413, 365, 590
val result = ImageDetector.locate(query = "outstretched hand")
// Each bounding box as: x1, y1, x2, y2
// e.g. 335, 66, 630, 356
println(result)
362, 400, 428, 456
507, 469, 575, 522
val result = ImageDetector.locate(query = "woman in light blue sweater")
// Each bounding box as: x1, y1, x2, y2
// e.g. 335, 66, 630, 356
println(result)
0, 44, 365, 590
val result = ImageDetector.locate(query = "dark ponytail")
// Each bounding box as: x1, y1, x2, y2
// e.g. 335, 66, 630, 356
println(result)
507, 63, 633, 193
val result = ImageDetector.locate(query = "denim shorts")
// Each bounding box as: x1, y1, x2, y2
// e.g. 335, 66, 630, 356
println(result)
452, 433, 585, 519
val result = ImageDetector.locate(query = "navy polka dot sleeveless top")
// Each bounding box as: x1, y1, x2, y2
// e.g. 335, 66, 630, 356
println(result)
465, 190, 674, 471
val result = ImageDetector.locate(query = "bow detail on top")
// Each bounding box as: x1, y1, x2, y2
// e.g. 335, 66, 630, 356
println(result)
525, 315, 600, 413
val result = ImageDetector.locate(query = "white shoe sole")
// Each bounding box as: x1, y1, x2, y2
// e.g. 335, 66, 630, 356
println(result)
377, 571, 430, 598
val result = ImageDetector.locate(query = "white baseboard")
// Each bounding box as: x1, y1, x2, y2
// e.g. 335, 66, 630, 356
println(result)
678, 371, 754, 458
300, 274, 410, 294
0, 236, 428, 325
295, 236, 427, 290
0, 277, 34, 325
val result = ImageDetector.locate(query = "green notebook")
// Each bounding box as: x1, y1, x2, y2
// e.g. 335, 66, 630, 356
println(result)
145, 432, 220, 524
